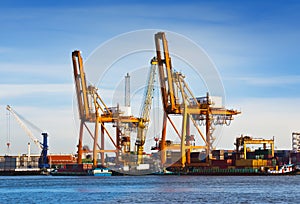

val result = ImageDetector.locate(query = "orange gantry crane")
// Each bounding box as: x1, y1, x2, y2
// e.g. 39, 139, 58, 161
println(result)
154, 32, 241, 167
72, 50, 139, 167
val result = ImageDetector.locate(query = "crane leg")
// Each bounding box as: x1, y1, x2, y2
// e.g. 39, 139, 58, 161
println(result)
93, 121, 99, 167
160, 112, 167, 165
101, 124, 105, 166
181, 104, 187, 167
77, 121, 84, 164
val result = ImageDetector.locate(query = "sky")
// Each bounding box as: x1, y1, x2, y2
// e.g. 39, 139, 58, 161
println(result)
0, 0, 300, 155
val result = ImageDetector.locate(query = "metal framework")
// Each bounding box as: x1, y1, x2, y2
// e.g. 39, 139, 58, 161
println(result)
6, 105, 49, 168
72, 50, 139, 167
154, 32, 241, 167
72, 32, 240, 169
135, 58, 157, 163
235, 135, 274, 159
6, 105, 43, 150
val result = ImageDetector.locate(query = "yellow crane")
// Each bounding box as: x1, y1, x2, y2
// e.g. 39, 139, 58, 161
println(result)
72, 50, 139, 167
135, 57, 157, 163
154, 32, 241, 167
235, 135, 274, 160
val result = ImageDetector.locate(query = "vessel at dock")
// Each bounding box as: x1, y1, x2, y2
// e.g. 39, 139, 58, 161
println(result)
267, 164, 295, 175
166, 166, 297, 176
91, 167, 112, 176
161, 135, 298, 176
50, 164, 113, 176
50, 163, 92, 176
0, 168, 46, 176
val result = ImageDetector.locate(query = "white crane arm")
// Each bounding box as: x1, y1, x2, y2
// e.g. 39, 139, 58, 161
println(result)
6, 105, 42, 150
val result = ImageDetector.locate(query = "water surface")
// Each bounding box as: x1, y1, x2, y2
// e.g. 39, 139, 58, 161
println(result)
0, 175, 299, 203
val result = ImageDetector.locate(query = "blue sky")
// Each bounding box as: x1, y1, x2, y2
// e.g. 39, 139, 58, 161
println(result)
0, 0, 300, 154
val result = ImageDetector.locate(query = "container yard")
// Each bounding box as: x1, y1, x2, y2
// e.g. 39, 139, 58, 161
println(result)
1, 32, 300, 176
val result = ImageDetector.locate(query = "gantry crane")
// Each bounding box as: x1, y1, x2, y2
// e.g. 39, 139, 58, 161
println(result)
72, 50, 139, 167
6, 105, 49, 169
235, 135, 274, 160
154, 32, 241, 167
135, 57, 157, 163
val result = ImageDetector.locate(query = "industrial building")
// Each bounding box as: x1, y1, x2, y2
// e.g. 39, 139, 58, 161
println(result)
292, 132, 300, 152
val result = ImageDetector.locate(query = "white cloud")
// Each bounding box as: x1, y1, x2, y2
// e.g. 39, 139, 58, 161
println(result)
0, 63, 70, 76
217, 97, 300, 150
0, 105, 77, 155
224, 75, 300, 86
0, 83, 73, 99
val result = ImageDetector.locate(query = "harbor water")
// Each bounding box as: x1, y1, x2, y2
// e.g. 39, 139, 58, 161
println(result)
1, 175, 300, 203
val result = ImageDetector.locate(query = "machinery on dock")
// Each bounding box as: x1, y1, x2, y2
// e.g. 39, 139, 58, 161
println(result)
235, 135, 274, 160
71, 32, 241, 173
6, 105, 49, 169
154, 32, 240, 168
72, 50, 139, 167
234, 135, 278, 170
135, 58, 157, 164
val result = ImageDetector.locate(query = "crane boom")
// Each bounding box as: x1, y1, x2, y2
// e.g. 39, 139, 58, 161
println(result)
6, 105, 49, 169
72, 50, 93, 121
136, 58, 157, 162
6, 105, 42, 150
155, 32, 179, 113
72, 50, 140, 166
154, 32, 241, 167
140, 58, 157, 124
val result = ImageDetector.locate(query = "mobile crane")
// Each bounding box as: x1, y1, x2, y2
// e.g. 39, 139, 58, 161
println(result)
135, 57, 157, 163
6, 105, 49, 169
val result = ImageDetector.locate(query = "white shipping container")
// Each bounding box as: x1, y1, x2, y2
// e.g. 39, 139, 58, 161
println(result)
136, 164, 150, 170
209, 96, 223, 108
195, 96, 223, 108
119, 106, 132, 116
123, 166, 129, 171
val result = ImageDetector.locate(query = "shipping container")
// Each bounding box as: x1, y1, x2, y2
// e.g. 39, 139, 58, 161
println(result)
235, 159, 268, 167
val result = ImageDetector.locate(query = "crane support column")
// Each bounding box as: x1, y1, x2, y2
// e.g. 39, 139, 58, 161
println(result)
160, 112, 167, 165
101, 123, 105, 166
77, 121, 84, 164
93, 118, 99, 167
181, 103, 188, 167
